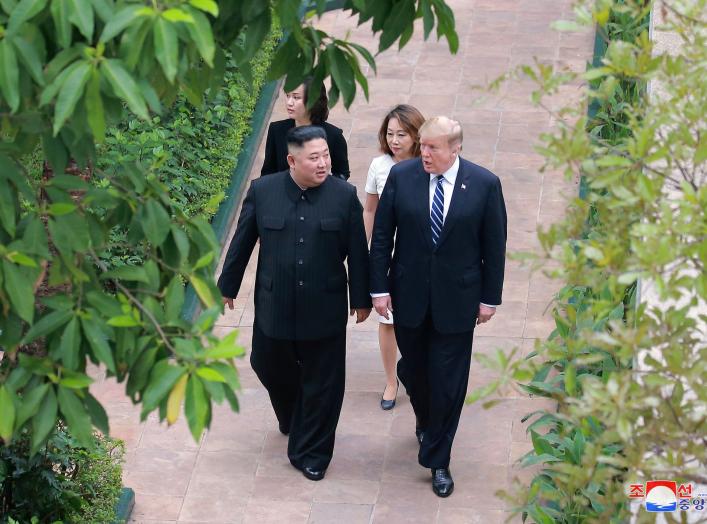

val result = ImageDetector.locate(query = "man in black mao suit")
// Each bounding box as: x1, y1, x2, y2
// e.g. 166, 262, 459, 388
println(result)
218, 126, 372, 481
369, 116, 507, 497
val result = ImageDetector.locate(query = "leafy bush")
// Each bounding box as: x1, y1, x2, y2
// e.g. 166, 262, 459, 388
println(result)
98, 29, 281, 219
0, 425, 125, 524
471, 0, 705, 522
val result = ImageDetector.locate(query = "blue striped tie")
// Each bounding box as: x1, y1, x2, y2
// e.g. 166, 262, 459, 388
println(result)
430, 175, 444, 245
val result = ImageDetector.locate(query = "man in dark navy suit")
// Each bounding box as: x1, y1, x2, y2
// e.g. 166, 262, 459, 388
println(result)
218, 126, 371, 481
369, 116, 507, 497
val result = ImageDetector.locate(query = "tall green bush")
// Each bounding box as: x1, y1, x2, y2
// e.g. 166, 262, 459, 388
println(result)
0, 426, 124, 524
100, 28, 280, 219
471, 0, 706, 522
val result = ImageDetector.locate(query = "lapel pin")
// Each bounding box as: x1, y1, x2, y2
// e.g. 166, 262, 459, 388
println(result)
461, 183, 467, 190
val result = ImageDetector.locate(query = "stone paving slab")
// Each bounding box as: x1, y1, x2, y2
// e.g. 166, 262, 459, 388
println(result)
91, 1, 593, 522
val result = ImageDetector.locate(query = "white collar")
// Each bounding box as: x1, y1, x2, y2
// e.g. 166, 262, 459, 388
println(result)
428, 156, 459, 184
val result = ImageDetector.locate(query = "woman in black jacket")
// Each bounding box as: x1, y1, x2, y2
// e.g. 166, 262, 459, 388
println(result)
260, 78, 350, 180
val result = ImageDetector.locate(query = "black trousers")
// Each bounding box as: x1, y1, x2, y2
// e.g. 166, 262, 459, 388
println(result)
395, 313, 474, 469
251, 321, 346, 471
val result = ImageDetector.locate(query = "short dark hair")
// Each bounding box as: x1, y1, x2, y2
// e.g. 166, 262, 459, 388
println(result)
302, 77, 329, 125
286, 125, 328, 152
378, 104, 426, 157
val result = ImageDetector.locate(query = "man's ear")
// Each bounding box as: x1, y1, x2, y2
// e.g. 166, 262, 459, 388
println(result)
287, 153, 296, 169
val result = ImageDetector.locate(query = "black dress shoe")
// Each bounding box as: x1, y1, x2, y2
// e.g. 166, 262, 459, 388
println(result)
302, 466, 326, 481
278, 422, 290, 436
380, 379, 399, 410
431, 468, 454, 497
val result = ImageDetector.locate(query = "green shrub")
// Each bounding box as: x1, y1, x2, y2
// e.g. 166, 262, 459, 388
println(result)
471, 0, 705, 522
0, 425, 125, 524
98, 28, 281, 219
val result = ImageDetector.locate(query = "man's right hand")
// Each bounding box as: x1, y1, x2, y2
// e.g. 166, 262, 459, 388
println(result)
373, 295, 393, 320
223, 297, 234, 310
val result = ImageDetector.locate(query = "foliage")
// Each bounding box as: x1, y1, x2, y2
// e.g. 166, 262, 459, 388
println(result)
469, 0, 706, 522
0, 425, 124, 523
100, 30, 280, 219
0, 0, 459, 454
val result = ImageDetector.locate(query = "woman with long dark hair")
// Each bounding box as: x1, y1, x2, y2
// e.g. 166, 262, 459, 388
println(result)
261, 79, 350, 180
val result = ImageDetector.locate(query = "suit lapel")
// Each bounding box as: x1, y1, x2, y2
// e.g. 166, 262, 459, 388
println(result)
436, 161, 469, 248
415, 165, 434, 252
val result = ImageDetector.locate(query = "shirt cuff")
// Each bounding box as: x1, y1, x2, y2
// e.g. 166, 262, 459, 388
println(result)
480, 303, 497, 308
371, 293, 390, 298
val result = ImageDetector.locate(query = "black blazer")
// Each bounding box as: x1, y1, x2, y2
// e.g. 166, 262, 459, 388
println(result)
369, 157, 507, 334
218, 171, 371, 340
260, 119, 350, 180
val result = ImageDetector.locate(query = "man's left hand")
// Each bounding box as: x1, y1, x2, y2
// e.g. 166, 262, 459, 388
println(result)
350, 308, 372, 323
477, 304, 496, 325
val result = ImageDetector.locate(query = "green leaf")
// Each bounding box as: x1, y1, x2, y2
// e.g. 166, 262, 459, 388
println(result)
99, 4, 144, 42
81, 317, 116, 373
101, 59, 149, 119
166, 373, 188, 424
164, 277, 185, 321
0, 39, 20, 112
90, 0, 113, 22
193, 251, 214, 270
58, 370, 94, 389
195, 366, 226, 383
2, 260, 35, 323
204, 331, 244, 360
420, 0, 434, 38
51, 0, 72, 48
7, 0, 48, 34
378, 0, 415, 52
107, 315, 141, 327
141, 200, 171, 246
12, 36, 45, 85
327, 45, 356, 108
15, 383, 49, 430
141, 360, 186, 412
243, 10, 270, 61
31, 386, 57, 454
85, 69, 105, 141
22, 309, 73, 344
185, 375, 208, 441
0, 183, 17, 236
67, 0, 94, 40
190, 275, 215, 308
185, 7, 215, 66
39, 61, 79, 107
57, 386, 93, 446
0, 386, 16, 442
100, 264, 149, 283
57, 316, 81, 370
125, 344, 157, 398
189, 0, 218, 16
84, 392, 109, 434
48, 202, 77, 215
154, 17, 178, 83
6, 252, 37, 267
42, 132, 69, 174
53, 61, 91, 135
162, 8, 193, 23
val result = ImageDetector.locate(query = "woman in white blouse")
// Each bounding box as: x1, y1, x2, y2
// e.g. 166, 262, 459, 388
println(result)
363, 104, 425, 410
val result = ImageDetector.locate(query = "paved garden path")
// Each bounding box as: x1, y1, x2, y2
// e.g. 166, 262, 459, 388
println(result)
93, 1, 594, 522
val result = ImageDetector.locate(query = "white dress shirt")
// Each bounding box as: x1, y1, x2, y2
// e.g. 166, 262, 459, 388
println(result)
372, 156, 497, 308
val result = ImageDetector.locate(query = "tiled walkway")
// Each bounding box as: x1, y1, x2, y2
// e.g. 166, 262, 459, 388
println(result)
93, 1, 593, 522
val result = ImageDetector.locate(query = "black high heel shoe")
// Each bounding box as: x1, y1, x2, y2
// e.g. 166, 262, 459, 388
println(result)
380, 379, 399, 410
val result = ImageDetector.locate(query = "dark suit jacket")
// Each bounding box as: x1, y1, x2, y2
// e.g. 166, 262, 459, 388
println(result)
218, 171, 371, 340
260, 119, 350, 180
369, 157, 507, 334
